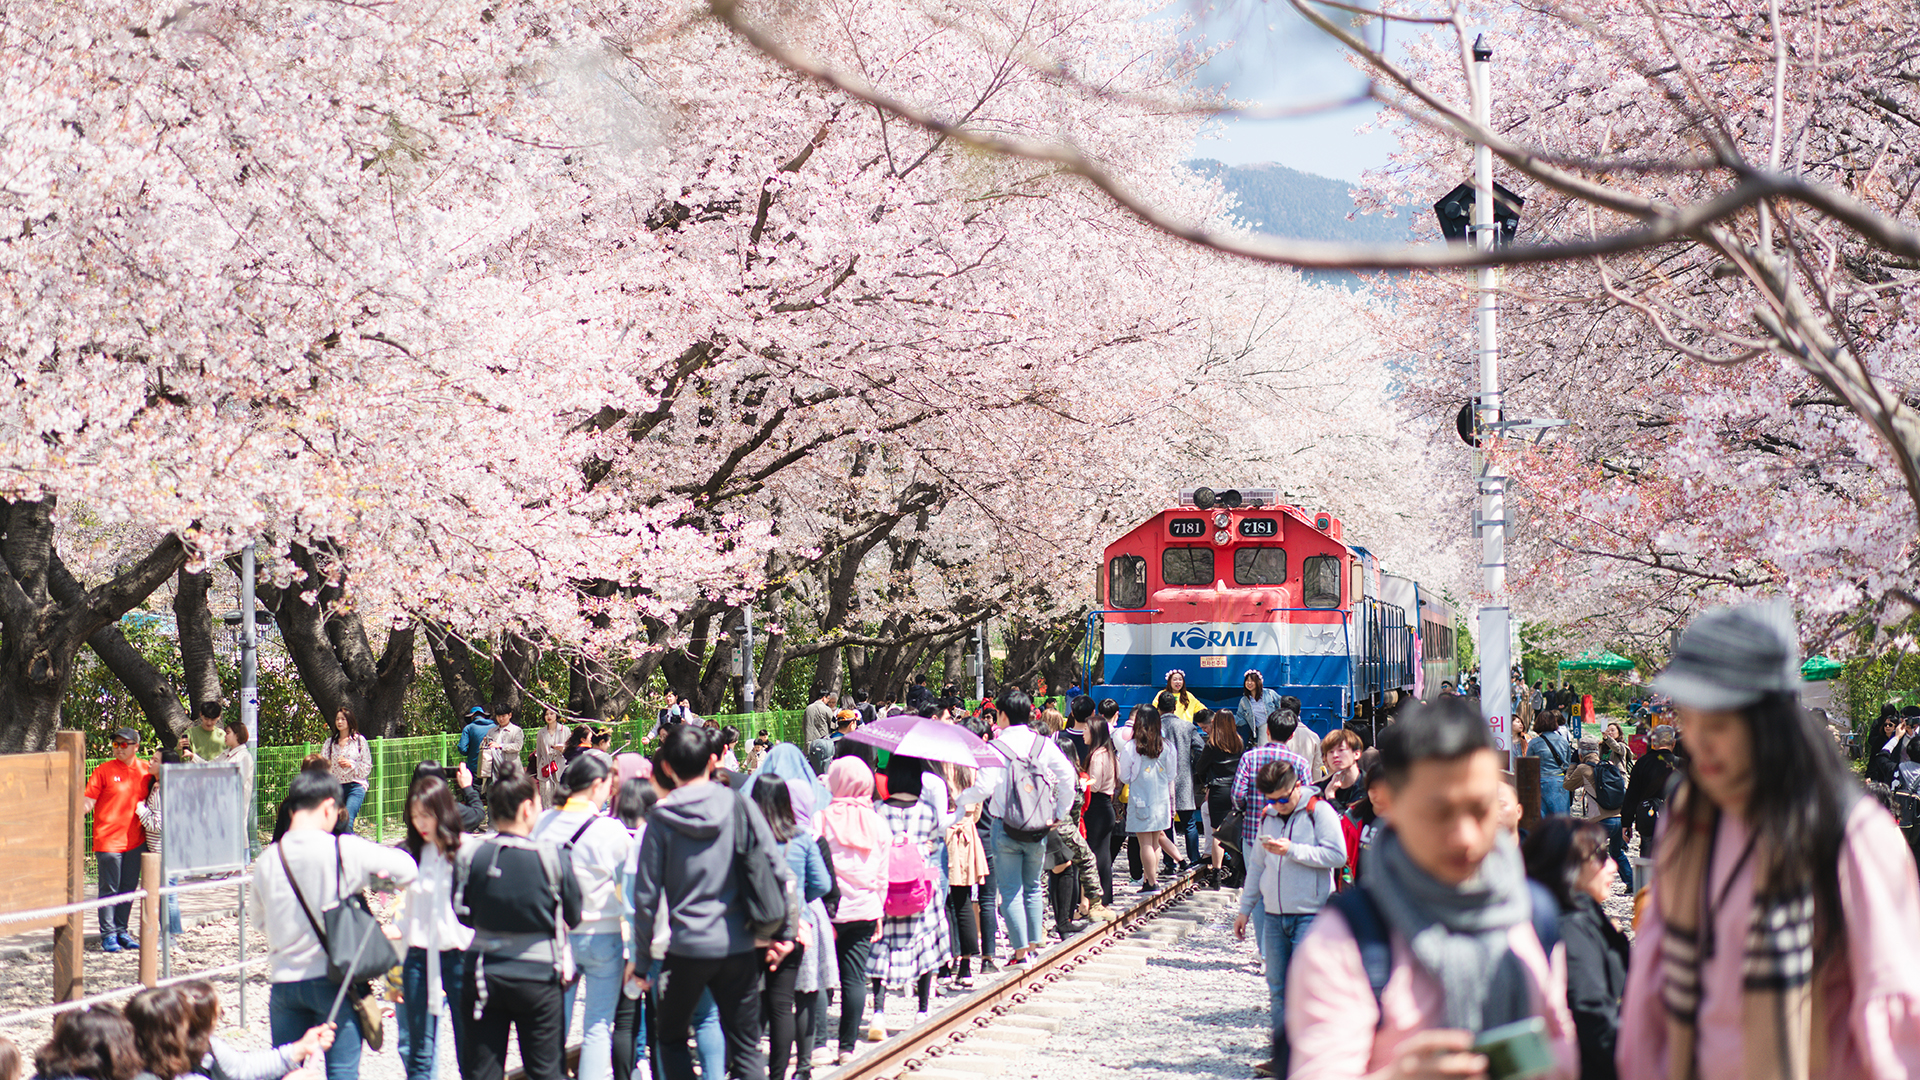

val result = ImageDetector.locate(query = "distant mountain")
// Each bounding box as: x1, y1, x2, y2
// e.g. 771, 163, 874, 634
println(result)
1187, 159, 1415, 254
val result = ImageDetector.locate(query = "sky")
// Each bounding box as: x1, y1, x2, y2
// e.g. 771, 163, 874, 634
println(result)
1180, 5, 1401, 183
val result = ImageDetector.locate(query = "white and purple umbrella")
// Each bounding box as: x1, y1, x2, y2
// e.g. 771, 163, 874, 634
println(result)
844, 713, 1003, 769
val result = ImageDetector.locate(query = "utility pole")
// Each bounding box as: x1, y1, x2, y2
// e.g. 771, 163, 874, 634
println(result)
741, 607, 757, 714
1471, 35, 1513, 758
239, 542, 259, 851
975, 620, 987, 703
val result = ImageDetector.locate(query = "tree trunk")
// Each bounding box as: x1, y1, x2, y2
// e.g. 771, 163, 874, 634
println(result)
47, 553, 191, 747
490, 634, 538, 713
173, 567, 222, 713
692, 614, 740, 715
942, 637, 964, 694
757, 628, 789, 710
0, 497, 188, 752
810, 645, 844, 705
424, 621, 487, 722
246, 543, 417, 739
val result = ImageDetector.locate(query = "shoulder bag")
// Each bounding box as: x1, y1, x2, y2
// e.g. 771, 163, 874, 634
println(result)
277, 838, 400, 1047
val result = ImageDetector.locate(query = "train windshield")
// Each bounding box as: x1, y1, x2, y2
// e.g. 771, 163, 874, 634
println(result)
1162, 547, 1215, 586
1108, 555, 1147, 608
1302, 555, 1342, 608
1233, 547, 1287, 586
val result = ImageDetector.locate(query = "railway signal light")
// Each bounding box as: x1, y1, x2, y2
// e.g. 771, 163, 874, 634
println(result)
1433, 181, 1524, 246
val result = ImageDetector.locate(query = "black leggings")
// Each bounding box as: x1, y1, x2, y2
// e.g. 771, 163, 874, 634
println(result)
1085, 793, 1117, 905
833, 921, 876, 1052
870, 973, 932, 1015
763, 945, 813, 1080
1048, 868, 1080, 938
946, 884, 979, 973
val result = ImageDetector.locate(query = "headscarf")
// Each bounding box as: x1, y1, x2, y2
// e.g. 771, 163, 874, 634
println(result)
754, 742, 830, 824
821, 757, 883, 853
785, 780, 818, 833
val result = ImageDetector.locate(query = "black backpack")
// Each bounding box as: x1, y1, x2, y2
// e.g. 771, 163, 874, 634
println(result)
730, 792, 795, 941
1328, 879, 1561, 1018
1594, 759, 1628, 811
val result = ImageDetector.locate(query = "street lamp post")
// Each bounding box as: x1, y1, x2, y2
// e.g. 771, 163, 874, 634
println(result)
1469, 37, 1513, 757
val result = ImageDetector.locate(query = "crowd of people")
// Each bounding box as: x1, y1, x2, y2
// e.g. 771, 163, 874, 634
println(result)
30, 602, 1920, 1080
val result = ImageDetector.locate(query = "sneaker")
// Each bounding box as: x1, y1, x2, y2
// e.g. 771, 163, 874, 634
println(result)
1253, 1060, 1277, 1077
979, 958, 999, 974
1088, 903, 1118, 922
955, 974, 976, 990
912, 1011, 929, 1027
117, 932, 139, 951
866, 1014, 886, 1042
100, 935, 122, 954
836, 1051, 854, 1065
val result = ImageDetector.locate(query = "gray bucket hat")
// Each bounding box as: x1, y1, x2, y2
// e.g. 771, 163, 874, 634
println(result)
1651, 604, 1801, 710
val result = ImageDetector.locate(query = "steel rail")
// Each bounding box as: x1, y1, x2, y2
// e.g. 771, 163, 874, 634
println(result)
832, 866, 1202, 1080
506, 868, 1204, 1080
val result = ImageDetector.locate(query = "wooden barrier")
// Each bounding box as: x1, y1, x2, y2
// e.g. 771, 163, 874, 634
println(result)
1515, 754, 1542, 834
0, 731, 86, 1000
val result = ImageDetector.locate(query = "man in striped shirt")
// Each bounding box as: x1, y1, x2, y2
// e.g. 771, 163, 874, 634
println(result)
1231, 711, 1314, 853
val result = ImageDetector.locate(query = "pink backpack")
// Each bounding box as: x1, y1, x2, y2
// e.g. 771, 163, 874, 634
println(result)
884, 837, 936, 917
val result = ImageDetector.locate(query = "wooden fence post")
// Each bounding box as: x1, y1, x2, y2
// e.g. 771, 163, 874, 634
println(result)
54, 730, 85, 1002
1516, 754, 1542, 834
138, 851, 161, 988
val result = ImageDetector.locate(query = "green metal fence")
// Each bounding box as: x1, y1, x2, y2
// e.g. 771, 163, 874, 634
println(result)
88, 710, 811, 844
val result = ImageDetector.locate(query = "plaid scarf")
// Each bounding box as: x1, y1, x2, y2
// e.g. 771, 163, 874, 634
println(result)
1655, 780, 1825, 1080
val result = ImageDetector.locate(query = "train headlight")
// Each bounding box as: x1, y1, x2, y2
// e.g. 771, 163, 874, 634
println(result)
1212, 512, 1231, 529
1214, 529, 1231, 546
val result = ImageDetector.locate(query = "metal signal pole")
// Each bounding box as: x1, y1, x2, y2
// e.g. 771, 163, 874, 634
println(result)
1471, 36, 1513, 757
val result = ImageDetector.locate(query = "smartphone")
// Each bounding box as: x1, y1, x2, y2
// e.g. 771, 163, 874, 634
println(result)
1472, 1017, 1553, 1080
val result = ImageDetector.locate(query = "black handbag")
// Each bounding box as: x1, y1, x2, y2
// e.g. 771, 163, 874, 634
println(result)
278, 837, 403, 986
1213, 808, 1245, 851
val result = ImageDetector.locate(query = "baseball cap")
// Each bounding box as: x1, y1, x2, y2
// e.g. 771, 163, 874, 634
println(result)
467, 706, 488, 717
112, 727, 140, 745
1650, 604, 1800, 711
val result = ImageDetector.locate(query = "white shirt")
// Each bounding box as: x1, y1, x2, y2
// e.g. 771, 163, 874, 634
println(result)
398, 844, 474, 952
249, 830, 417, 983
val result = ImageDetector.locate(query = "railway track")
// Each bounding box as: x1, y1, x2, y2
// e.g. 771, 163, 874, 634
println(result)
511, 867, 1227, 1080
830, 867, 1220, 1080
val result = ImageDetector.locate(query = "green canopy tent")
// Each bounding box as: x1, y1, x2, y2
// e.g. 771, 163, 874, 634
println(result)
1800, 655, 1845, 682
1558, 649, 1636, 673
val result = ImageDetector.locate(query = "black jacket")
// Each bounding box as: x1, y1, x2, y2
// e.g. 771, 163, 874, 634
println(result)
1562, 895, 1630, 1080
454, 779, 486, 831
1621, 748, 1680, 837
1193, 746, 1241, 799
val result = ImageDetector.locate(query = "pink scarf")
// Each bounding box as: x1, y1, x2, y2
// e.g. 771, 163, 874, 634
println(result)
821, 758, 883, 853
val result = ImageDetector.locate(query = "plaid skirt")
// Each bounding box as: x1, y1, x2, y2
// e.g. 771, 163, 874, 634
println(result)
872, 800, 953, 986
871, 897, 952, 986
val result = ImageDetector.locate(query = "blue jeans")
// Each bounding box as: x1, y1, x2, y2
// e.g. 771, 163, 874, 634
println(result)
1178, 809, 1202, 866
1539, 779, 1570, 817
992, 820, 1047, 952
341, 782, 368, 832
398, 948, 465, 1080
1262, 912, 1317, 1067
560, 932, 624, 1080
975, 817, 998, 958
271, 976, 363, 1080
1600, 816, 1633, 890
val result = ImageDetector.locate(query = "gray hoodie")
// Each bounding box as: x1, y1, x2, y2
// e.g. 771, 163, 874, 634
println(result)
631, 780, 791, 960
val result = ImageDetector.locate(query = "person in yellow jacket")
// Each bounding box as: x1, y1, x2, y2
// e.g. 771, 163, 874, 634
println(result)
1162, 670, 1208, 725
